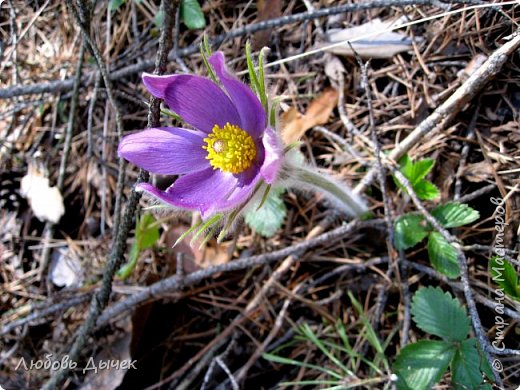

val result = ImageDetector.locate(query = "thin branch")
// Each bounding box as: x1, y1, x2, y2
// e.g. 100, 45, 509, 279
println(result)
0, 293, 92, 336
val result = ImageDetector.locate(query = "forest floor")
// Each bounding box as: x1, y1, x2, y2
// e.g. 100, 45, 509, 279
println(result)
1, 0, 519, 389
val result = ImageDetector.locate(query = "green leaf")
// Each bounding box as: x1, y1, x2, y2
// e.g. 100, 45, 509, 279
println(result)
413, 180, 440, 201
109, 0, 125, 11
411, 287, 470, 342
154, 9, 164, 28
190, 213, 223, 246
117, 241, 140, 280
245, 42, 268, 114
245, 187, 286, 237
394, 155, 439, 201
245, 41, 261, 96
117, 214, 160, 279
399, 155, 435, 185
394, 340, 456, 390
451, 338, 487, 390
298, 323, 353, 376
393, 214, 430, 250
489, 256, 520, 300
136, 214, 160, 249
427, 232, 460, 278
431, 202, 480, 228
478, 343, 494, 381
199, 44, 218, 83
181, 0, 206, 30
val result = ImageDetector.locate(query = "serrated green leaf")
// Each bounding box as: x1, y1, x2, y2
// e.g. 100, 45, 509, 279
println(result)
427, 232, 460, 278
393, 214, 430, 250
137, 214, 160, 249
394, 155, 439, 201
394, 340, 456, 390
245, 187, 286, 237
489, 256, 520, 300
431, 202, 480, 228
181, 0, 206, 30
411, 287, 470, 341
399, 155, 435, 185
413, 180, 440, 200
109, 0, 125, 11
451, 338, 487, 390
478, 342, 494, 381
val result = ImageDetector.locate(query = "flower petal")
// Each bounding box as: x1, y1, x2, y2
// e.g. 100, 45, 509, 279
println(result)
216, 177, 260, 212
259, 128, 283, 184
138, 168, 239, 217
118, 127, 208, 175
142, 73, 240, 133
208, 52, 266, 138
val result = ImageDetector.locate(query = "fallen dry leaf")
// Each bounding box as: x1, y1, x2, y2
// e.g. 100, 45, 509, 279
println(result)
50, 248, 83, 288
281, 88, 339, 144
253, 0, 282, 50
20, 166, 65, 223
462, 161, 499, 183
322, 18, 419, 59
79, 318, 133, 390
164, 225, 232, 271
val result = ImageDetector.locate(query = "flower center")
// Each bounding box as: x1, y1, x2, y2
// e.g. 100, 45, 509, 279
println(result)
202, 123, 257, 174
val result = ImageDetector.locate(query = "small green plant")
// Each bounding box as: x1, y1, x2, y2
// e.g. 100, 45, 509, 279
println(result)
117, 213, 160, 279
109, 0, 206, 30
394, 287, 493, 390
393, 154, 439, 200
244, 186, 286, 237
394, 202, 479, 278
263, 292, 392, 389
180, 0, 206, 30
489, 256, 520, 301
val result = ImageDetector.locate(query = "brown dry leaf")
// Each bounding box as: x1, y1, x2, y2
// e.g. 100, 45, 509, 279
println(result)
199, 241, 232, 269
164, 226, 231, 271
164, 225, 203, 274
436, 156, 457, 200
281, 88, 339, 144
253, 0, 282, 49
79, 318, 133, 390
462, 161, 499, 183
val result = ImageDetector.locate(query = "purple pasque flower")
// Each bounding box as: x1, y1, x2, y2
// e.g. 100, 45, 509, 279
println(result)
118, 51, 283, 218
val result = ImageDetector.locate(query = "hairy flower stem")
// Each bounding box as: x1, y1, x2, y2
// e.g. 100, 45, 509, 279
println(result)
292, 166, 367, 217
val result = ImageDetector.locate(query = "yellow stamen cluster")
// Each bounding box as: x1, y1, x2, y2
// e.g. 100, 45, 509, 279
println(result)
203, 123, 257, 174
